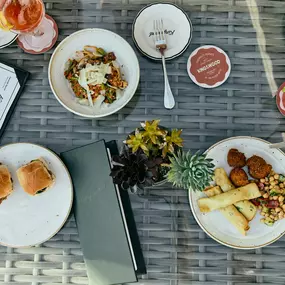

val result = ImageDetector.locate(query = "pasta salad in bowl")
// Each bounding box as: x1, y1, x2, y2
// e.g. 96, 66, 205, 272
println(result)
48, 29, 139, 118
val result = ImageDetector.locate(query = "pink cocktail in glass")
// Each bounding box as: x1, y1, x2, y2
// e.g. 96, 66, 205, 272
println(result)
0, 0, 58, 54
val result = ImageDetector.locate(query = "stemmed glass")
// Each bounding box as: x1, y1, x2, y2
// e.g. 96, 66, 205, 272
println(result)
0, 0, 58, 54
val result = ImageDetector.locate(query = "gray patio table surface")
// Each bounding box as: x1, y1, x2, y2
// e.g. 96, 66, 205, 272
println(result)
0, 0, 285, 284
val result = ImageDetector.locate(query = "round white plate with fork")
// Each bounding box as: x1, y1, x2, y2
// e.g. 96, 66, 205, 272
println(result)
132, 3, 192, 60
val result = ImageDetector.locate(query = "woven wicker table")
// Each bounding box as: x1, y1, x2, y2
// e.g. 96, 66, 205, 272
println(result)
0, 0, 285, 284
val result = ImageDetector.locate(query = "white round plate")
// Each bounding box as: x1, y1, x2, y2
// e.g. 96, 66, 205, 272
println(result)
0, 143, 73, 247
132, 3, 192, 60
0, 30, 17, 49
48, 28, 140, 118
189, 136, 285, 249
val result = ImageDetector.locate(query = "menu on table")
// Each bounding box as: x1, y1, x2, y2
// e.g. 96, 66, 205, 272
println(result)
0, 61, 29, 138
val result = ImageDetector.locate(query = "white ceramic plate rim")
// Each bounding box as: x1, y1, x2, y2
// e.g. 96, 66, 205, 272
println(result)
188, 136, 285, 249
48, 28, 140, 118
132, 2, 193, 61
0, 142, 73, 248
0, 31, 18, 49
187, 45, 231, 88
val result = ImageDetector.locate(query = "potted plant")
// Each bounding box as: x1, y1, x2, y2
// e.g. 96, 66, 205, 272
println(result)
110, 119, 215, 193
166, 150, 215, 191
110, 119, 183, 192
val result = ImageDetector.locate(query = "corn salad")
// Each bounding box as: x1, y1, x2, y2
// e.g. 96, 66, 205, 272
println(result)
251, 171, 285, 226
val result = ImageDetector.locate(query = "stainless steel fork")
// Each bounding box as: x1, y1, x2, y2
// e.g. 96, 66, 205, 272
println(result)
153, 19, 175, 109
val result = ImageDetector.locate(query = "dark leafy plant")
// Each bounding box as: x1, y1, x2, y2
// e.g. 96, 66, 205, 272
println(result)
110, 148, 161, 191
144, 156, 164, 182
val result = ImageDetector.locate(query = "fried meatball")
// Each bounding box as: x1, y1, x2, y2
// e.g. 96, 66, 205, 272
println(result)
230, 168, 249, 187
227, 148, 246, 168
246, 155, 272, 179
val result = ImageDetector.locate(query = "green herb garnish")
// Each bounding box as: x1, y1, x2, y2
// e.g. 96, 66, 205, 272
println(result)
97, 47, 106, 55
279, 175, 285, 182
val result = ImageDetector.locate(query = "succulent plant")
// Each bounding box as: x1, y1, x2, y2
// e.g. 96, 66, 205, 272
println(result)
110, 148, 160, 191
115, 120, 185, 190
144, 156, 164, 182
141, 119, 165, 144
167, 150, 215, 191
125, 129, 149, 155
161, 129, 183, 158
125, 120, 183, 159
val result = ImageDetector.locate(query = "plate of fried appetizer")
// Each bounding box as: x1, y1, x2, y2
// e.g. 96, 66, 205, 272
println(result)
0, 143, 73, 248
189, 136, 285, 249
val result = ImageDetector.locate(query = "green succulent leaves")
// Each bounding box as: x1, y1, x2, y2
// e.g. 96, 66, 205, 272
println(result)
167, 150, 215, 191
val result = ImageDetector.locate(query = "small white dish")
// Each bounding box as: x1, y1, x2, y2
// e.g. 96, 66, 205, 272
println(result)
189, 136, 285, 249
49, 28, 140, 118
0, 30, 17, 49
0, 143, 73, 247
132, 3, 192, 60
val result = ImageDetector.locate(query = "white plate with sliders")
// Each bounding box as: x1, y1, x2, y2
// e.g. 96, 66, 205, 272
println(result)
189, 136, 285, 249
0, 143, 73, 247
132, 3, 192, 60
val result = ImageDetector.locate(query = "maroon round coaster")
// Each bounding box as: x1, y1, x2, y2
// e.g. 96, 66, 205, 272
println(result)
187, 45, 231, 88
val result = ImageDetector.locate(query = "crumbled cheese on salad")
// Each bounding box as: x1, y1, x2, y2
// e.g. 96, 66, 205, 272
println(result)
78, 63, 111, 87
77, 63, 112, 106
64, 46, 127, 107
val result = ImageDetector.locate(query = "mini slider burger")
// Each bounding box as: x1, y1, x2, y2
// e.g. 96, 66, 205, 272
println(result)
0, 164, 13, 203
17, 158, 55, 195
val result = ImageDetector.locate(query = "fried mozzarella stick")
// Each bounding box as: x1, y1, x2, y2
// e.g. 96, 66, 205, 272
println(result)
214, 168, 257, 221
198, 183, 261, 213
204, 186, 249, 235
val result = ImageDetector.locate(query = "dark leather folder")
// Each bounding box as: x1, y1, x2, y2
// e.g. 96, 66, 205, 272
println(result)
61, 140, 146, 285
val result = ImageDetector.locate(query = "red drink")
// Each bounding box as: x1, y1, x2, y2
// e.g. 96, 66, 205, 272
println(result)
3, 0, 44, 33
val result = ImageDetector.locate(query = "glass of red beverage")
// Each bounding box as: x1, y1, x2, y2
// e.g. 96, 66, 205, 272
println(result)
0, 0, 58, 54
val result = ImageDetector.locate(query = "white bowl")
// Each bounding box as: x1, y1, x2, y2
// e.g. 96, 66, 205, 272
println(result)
48, 29, 140, 118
